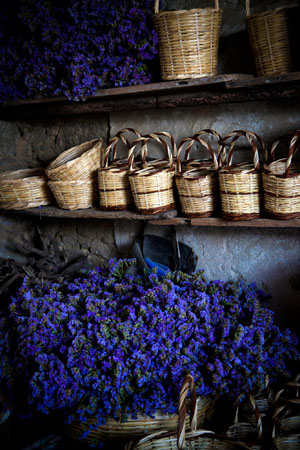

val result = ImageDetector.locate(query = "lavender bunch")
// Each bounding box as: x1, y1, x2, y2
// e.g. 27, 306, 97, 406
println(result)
0, 0, 158, 102
0, 258, 298, 436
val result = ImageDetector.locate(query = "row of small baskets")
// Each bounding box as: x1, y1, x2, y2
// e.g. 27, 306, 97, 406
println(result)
0, 127, 299, 221
154, 0, 299, 81
66, 373, 300, 449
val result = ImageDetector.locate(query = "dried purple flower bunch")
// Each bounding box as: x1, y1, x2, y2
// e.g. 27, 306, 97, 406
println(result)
0, 258, 299, 436
0, 0, 158, 102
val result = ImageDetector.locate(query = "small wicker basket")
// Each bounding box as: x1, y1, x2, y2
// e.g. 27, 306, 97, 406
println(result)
0, 168, 52, 210
46, 138, 103, 181
98, 129, 141, 211
153, 0, 222, 81
176, 135, 219, 218
48, 179, 97, 210
218, 130, 265, 221
128, 135, 176, 215
263, 130, 300, 220
246, 1, 299, 77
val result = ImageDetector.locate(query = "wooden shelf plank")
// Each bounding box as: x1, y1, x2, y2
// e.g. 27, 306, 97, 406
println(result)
1, 207, 299, 227
0, 206, 178, 221
3, 72, 300, 119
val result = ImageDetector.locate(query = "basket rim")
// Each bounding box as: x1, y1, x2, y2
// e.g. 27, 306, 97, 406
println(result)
0, 167, 46, 181
154, 7, 222, 17
246, 3, 299, 20
46, 138, 102, 172
263, 160, 300, 178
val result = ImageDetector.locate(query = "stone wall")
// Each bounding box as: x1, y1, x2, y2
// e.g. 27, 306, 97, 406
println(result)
0, 0, 299, 332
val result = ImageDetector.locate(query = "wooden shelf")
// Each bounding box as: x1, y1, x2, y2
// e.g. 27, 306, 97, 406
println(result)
1, 206, 300, 228
2, 72, 300, 119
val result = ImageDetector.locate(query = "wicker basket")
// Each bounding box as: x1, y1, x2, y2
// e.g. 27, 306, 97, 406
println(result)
246, 1, 299, 77
176, 135, 219, 218
128, 135, 176, 215
48, 179, 97, 210
180, 129, 225, 172
46, 138, 103, 181
0, 168, 52, 210
98, 129, 141, 211
263, 130, 300, 220
226, 394, 263, 447
153, 0, 222, 81
218, 130, 265, 221
68, 376, 216, 447
126, 376, 248, 450
272, 374, 300, 449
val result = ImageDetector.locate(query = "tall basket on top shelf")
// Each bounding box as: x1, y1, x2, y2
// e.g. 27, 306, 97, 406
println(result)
246, 0, 299, 77
153, 0, 222, 81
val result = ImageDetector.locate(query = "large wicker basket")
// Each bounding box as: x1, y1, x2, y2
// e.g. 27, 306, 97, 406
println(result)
48, 179, 97, 210
68, 376, 216, 447
153, 0, 222, 81
126, 375, 247, 450
98, 128, 141, 211
0, 168, 52, 210
246, 1, 299, 77
263, 130, 300, 220
176, 135, 219, 218
128, 135, 176, 215
46, 138, 103, 181
218, 130, 265, 221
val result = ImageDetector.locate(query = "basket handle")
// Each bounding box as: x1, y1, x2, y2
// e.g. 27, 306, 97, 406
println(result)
245, 0, 251, 17
103, 128, 141, 168
177, 135, 219, 173
222, 130, 265, 170
128, 134, 174, 172
177, 374, 197, 450
233, 393, 263, 441
154, 0, 220, 13
144, 131, 177, 160
286, 129, 300, 176
183, 129, 225, 166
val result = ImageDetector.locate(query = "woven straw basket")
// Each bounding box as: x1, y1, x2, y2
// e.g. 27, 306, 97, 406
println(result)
128, 134, 176, 215
246, 1, 299, 77
272, 374, 300, 450
263, 130, 300, 220
126, 375, 247, 450
176, 135, 219, 218
219, 130, 265, 221
180, 129, 225, 172
153, 0, 222, 80
46, 138, 103, 181
226, 394, 264, 448
48, 179, 97, 210
98, 128, 141, 211
0, 168, 52, 210
68, 377, 216, 447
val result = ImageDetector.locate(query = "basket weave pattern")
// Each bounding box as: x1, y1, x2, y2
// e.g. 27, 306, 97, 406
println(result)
246, 1, 299, 77
98, 128, 141, 210
218, 131, 265, 221
154, 0, 222, 80
176, 134, 220, 218
0, 168, 52, 210
46, 138, 103, 181
263, 130, 300, 220
48, 180, 97, 210
129, 135, 176, 215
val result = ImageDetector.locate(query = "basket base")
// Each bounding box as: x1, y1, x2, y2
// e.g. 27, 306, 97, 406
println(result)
100, 205, 131, 211
222, 212, 260, 221
183, 211, 215, 218
265, 209, 300, 220
136, 204, 176, 215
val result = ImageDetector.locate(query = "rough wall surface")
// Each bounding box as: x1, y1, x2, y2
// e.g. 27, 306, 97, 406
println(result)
0, 0, 299, 331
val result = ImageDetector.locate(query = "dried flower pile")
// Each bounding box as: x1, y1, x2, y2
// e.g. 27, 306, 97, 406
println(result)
0, 0, 158, 102
0, 259, 298, 436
